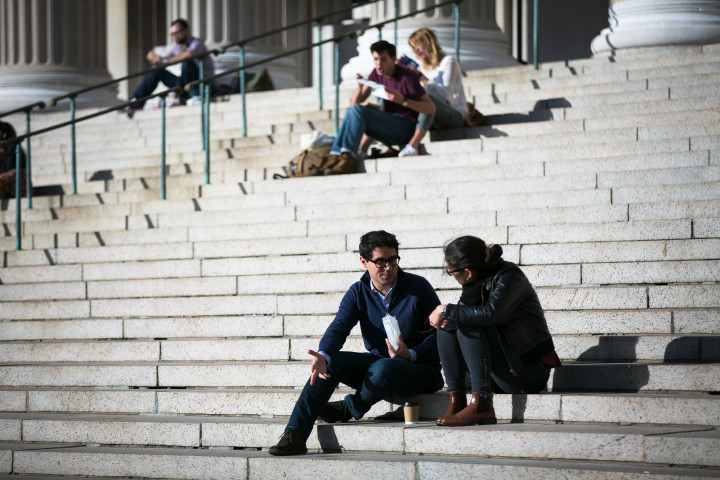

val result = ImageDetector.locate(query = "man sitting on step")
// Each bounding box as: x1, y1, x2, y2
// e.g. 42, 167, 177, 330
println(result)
322, 40, 436, 175
121, 18, 214, 115
269, 230, 444, 455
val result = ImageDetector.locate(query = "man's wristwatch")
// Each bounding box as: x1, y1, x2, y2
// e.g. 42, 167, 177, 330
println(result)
401, 98, 409, 107
162, 58, 169, 65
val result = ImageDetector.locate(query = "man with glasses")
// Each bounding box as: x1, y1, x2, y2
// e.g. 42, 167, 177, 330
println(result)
270, 230, 444, 455
121, 18, 214, 115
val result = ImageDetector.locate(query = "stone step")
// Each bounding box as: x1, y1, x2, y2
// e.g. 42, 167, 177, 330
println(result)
0, 361, 717, 392
0, 307, 708, 348
4, 388, 719, 427
521, 238, 720, 265
563, 96, 720, 120
5, 442, 720, 480
1, 333, 712, 363
2, 414, 719, 467
5, 307, 711, 342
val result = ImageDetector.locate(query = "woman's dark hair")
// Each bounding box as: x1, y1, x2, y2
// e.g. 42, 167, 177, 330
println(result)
444, 235, 503, 273
359, 230, 399, 260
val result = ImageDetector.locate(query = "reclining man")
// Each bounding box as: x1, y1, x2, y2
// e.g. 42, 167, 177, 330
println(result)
269, 230, 444, 455
323, 40, 436, 175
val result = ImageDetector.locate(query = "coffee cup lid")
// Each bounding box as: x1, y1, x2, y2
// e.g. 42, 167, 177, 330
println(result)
403, 401, 418, 407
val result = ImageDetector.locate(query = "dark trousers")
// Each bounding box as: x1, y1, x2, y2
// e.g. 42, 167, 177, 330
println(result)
132, 60, 200, 104
287, 351, 444, 440
437, 326, 550, 395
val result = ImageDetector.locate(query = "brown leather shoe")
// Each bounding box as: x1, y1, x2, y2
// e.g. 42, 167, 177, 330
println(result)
437, 391, 467, 422
436, 392, 496, 426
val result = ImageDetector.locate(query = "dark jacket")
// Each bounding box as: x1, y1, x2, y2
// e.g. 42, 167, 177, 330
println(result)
318, 268, 441, 364
444, 261, 555, 375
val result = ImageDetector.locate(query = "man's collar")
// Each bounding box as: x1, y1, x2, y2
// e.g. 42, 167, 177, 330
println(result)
361, 268, 404, 290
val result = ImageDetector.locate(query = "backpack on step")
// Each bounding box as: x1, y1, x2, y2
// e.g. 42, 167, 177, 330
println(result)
275, 145, 333, 178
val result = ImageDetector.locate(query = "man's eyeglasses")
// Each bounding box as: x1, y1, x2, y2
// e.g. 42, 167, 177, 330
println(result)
365, 255, 400, 268
446, 266, 465, 276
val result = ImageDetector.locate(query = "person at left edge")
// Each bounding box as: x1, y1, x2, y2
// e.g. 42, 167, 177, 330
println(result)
269, 230, 444, 455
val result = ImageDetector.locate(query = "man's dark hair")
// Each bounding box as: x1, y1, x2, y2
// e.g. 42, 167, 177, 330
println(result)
370, 40, 396, 59
359, 230, 400, 260
171, 18, 189, 30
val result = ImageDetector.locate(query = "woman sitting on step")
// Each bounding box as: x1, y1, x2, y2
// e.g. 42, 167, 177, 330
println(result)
398, 27, 468, 157
428, 236, 562, 426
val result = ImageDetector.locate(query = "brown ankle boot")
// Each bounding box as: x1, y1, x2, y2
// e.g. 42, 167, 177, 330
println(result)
436, 392, 496, 427
437, 391, 467, 423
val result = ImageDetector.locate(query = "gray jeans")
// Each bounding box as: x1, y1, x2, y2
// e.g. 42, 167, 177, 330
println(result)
416, 93, 465, 131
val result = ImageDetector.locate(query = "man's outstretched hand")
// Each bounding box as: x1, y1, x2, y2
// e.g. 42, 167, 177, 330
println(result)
386, 334, 411, 361
308, 349, 330, 386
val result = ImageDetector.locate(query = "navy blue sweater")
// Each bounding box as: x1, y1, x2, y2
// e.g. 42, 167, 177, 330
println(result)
318, 269, 441, 364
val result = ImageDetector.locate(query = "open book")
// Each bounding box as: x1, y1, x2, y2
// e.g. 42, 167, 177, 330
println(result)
357, 79, 390, 101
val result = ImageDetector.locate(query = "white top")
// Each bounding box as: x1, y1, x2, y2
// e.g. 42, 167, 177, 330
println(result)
422, 55, 468, 116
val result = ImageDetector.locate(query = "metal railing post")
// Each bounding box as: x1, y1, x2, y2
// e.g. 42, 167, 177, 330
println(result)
377, 25, 383, 41
533, 0, 539, 70
15, 146, 21, 251
25, 110, 32, 209
161, 95, 167, 200
204, 83, 211, 184
317, 23, 324, 111
454, 1, 461, 63
70, 97, 77, 195
199, 62, 206, 150
334, 40, 340, 134
394, 0, 399, 47
239, 45, 248, 138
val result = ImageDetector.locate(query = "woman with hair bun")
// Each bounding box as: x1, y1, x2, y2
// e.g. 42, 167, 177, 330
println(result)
428, 235, 561, 426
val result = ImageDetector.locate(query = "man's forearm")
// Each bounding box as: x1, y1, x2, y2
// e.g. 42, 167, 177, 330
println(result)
350, 87, 368, 106
404, 97, 435, 115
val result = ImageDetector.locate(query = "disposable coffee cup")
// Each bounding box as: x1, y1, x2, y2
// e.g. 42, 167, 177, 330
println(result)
403, 401, 419, 424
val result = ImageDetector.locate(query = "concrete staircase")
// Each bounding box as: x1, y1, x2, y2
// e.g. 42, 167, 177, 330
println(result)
1, 43, 719, 479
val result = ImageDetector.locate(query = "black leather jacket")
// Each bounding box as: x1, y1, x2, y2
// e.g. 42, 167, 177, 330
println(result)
444, 261, 555, 376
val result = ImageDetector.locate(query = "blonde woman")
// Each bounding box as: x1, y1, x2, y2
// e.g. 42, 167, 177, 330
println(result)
399, 28, 468, 157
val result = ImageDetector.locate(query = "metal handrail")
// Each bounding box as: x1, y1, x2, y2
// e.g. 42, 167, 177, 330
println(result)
0, 101, 45, 210
0, 101, 46, 119
187, 0, 462, 169
2, 0, 465, 251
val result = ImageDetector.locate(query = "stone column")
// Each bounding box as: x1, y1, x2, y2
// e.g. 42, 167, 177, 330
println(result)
591, 0, 720, 54
0, 0, 116, 111
164, 0, 303, 88
341, 0, 516, 81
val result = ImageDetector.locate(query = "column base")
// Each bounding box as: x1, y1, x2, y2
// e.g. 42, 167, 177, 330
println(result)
0, 71, 118, 112
592, 0, 720, 54
341, 26, 516, 82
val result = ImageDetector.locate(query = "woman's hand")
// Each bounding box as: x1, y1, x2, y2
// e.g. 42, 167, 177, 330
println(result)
429, 304, 445, 329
